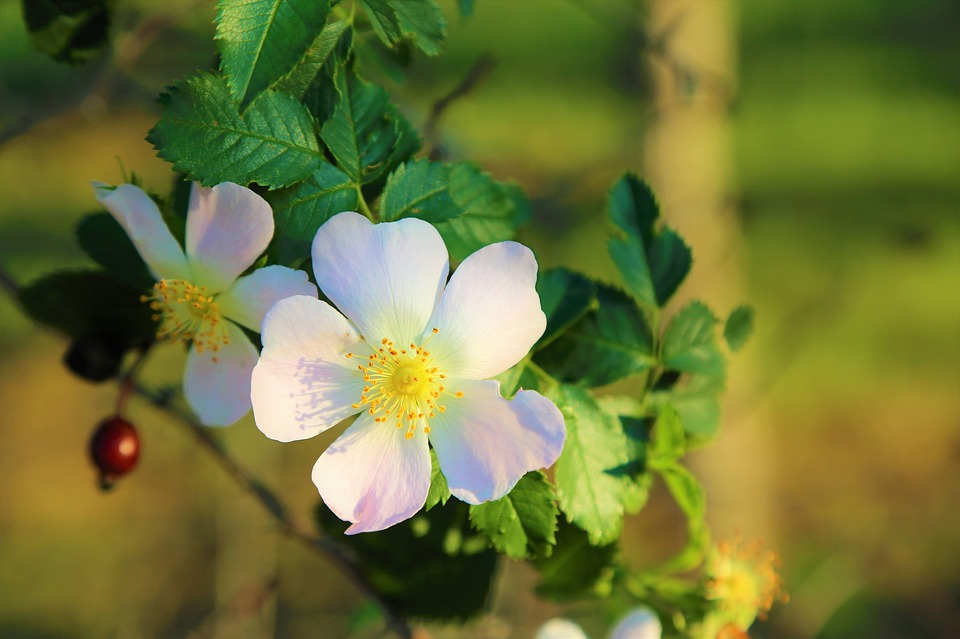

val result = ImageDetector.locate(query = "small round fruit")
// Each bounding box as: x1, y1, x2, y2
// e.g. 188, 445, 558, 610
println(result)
90, 416, 140, 488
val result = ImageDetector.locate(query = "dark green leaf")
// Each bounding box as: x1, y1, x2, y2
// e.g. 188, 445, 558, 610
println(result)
660, 300, 725, 378
271, 19, 350, 100
216, 0, 331, 108
76, 213, 153, 290
433, 163, 526, 261
379, 159, 460, 223
469, 471, 558, 560
607, 173, 691, 308
264, 162, 358, 266
535, 268, 597, 349
424, 449, 451, 511
360, 0, 446, 56
550, 385, 642, 545
724, 305, 755, 352
320, 70, 420, 185
316, 500, 496, 621
22, 0, 110, 64
535, 285, 654, 388
619, 415, 652, 514
18, 269, 157, 346
534, 517, 618, 601
148, 73, 322, 189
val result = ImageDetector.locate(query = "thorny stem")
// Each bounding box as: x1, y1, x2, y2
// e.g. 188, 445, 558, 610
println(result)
133, 384, 414, 639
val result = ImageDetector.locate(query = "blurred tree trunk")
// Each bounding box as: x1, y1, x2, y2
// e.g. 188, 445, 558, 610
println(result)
643, 0, 776, 541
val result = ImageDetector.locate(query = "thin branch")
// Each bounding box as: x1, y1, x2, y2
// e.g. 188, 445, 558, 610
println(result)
132, 384, 413, 639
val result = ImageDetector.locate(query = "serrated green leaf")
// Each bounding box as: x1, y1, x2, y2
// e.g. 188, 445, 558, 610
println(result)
148, 73, 322, 188
666, 373, 725, 443
535, 268, 598, 349
22, 0, 111, 64
76, 213, 153, 290
320, 70, 419, 185
425, 448, 451, 511
469, 471, 558, 560
433, 163, 525, 261
653, 463, 709, 572
360, 0, 446, 55
607, 174, 691, 308
18, 269, 156, 345
534, 517, 618, 601
724, 305, 755, 352
271, 19, 350, 100
216, 0, 331, 107
493, 361, 540, 399
661, 300, 726, 378
264, 162, 358, 266
316, 500, 496, 621
648, 405, 685, 468
535, 284, 654, 388
550, 385, 642, 545
379, 159, 459, 223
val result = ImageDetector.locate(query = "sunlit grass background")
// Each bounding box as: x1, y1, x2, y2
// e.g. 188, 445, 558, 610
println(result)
1, 0, 958, 637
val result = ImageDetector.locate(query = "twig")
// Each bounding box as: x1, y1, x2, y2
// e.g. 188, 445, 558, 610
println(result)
132, 383, 413, 639
423, 54, 496, 151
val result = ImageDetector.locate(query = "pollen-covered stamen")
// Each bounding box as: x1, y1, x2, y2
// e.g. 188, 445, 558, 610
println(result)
142, 279, 229, 360
347, 329, 461, 440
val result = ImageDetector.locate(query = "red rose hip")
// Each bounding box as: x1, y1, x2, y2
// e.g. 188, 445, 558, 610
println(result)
90, 416, 140, 489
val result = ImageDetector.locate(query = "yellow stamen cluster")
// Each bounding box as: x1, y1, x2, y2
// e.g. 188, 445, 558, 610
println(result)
142, 279, 229, 361
347, 328, 463, 440
704, 536, 788, 628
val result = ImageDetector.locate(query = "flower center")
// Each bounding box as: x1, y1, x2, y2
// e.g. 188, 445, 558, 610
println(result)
142, 279, 230, 360
347, 329, 463, 440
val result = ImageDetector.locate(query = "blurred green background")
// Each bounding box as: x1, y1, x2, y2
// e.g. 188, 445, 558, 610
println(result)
1, 0, 958, 638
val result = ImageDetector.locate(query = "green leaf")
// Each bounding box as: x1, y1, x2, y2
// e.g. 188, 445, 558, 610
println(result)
661, 300, 725, 378
665, 373, 725, 443
148, 72, 322, 189
264, 162, 358, 266
316, 500, 496, 621
76, 213, 153, 290
320, 70, 420, 185
607, 173, 691, 308
458, 0, 474, 18
535, 285, 654, 388
724, 305, 755, 352
550, 385, 641, 545
424, 449, 451, 511
534, 517, 618, 601
653, 463, 709, 572
22, 0, 111, 64
378, 159, 460, 223
433, 163, 526, 261
216, 0, 331, 108
494, 361, 540, 399
648, 405, 685, 468
360, 0, 446, 56
18, 269, 156, 346
271, 19, 350, 100
535, 268, 598, 349
469, 471, 558, 560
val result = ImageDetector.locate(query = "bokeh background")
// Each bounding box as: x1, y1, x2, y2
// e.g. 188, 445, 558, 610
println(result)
1, 0, 958, 637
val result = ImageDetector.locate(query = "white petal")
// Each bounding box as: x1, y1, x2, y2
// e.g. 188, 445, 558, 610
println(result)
426, 241, 546, 380
535, 618, 590, 639
184, 322, 259, 427
93, 182, 189, 281
428, 379, 565, 504
186, 182, 274, 293
218, 265, 318, 332
251, 296, 367, 443
609, 607, 662, 639
311, 211, 449, 348
312, 412, 431, 534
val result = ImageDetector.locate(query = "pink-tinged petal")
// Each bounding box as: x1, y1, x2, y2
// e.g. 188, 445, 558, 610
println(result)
609, 607, 662, 639
186, 182, 274, 293
252, 296, 367, 443
218, 265, 318, 332
184, 322, 259, 427
311, 211, 449, 347
534, 619, 589, 639
93, 182, 189, 281
426, 242, 546, 380
429, 379, 565, 504
312, 413, 431, 534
